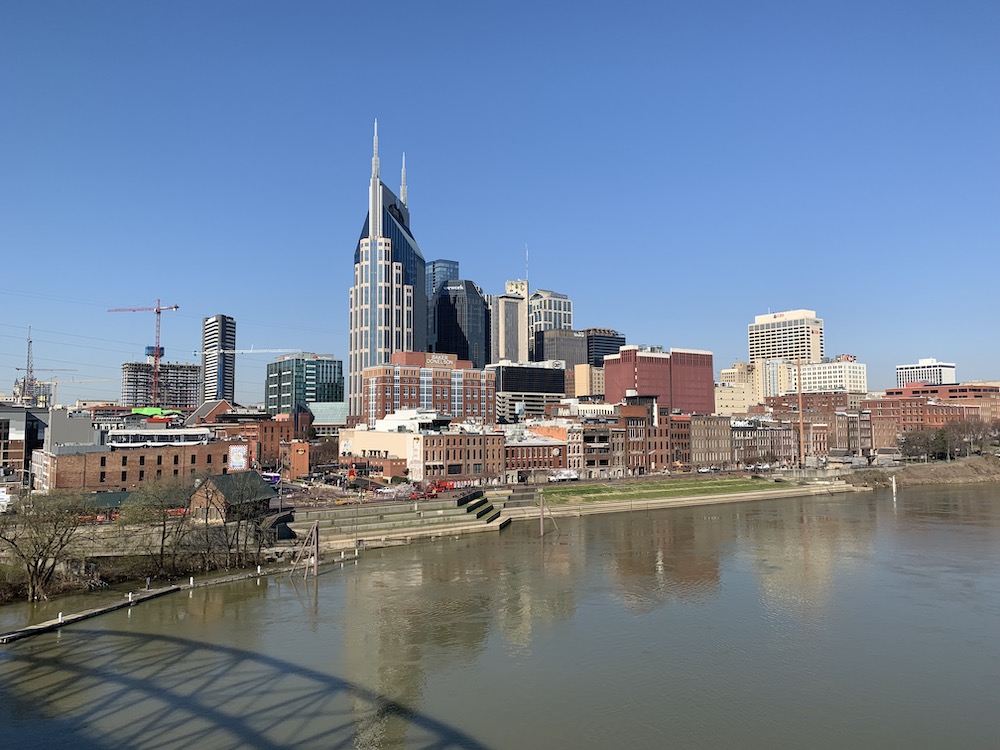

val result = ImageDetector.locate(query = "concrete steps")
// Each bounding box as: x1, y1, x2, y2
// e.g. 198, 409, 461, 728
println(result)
286, 492, 512, 551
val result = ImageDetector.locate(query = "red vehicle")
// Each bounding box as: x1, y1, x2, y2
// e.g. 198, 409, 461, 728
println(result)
408, 488, 439, 500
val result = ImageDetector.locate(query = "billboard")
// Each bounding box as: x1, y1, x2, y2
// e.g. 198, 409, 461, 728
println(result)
228, 444, 249, 471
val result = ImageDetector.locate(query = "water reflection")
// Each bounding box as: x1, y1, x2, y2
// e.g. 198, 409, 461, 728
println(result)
1, 487, 998, 749
603, 510, 729, 612
742, 497, 878, 621
0, 628, 488, 750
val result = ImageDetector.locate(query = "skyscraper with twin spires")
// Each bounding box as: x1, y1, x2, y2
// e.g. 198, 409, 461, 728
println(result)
348, 122, 427, 416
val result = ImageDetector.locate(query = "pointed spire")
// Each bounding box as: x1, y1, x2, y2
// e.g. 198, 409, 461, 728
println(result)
400, 152, 407, 206
369, 118, 382, 240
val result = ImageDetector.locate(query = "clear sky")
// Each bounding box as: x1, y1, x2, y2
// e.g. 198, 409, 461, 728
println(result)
2, 1, 998, 407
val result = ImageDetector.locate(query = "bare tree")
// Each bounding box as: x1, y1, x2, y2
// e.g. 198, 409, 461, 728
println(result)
116, 476, 194, 576
0, 491, 90, 601
189, 474, 271, 571
900, 429, 933, 461
960, 418, 992, 455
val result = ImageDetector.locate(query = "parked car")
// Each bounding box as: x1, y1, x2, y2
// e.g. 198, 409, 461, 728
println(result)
697, 467, 710, 473
409, 489, 439, 500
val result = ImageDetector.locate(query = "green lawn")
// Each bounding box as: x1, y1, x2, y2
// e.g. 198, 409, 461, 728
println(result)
538, 477, 781, 504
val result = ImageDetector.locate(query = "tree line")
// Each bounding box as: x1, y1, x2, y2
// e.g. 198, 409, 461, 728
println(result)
0, 474, 279, 603
898, 417, 1000, 461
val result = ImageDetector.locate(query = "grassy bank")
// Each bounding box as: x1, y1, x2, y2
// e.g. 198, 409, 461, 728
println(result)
846, 455, 1000, 489
540, 476, 784, 505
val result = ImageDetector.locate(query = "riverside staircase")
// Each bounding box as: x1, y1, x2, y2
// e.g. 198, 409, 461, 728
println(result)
284, 489, 514, 553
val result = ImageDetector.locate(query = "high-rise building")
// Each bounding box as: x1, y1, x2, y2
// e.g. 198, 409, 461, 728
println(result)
572, 363, 605, 399
529, 289, 573, 359
359, 351, 495, 427
604, 345, 715, 415
266, 353, 344, 416
426, 259, 460, 347
426, 259, 460, 300
488, 280, 529, 364
792, 356, 868, 394
895, 357, 956, 387
748, 309, 824, 364
348, 122, 426, 416
430, 280, 489, 369
584, 328, 626, 367
486, 360, 566, 423
201, 314, 236, 403
533, 329, 588, 367
121, 360, 201, 409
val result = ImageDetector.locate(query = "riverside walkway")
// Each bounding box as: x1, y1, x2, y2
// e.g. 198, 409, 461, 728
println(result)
518, 480, 863, 520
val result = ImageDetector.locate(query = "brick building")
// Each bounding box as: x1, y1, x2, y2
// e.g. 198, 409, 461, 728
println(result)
690, 415, 734, 470
882, 383, 1000, 423
186, 401, 309, 469
604, 346, 714, 415
860, 396, 980, 449
339, 422, 505, 486
503, 434, 567, 481
360, 352, 495, 427
32, 439, 252, 493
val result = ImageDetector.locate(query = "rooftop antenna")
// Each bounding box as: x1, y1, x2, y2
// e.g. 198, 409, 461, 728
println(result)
525, 244, 529, 291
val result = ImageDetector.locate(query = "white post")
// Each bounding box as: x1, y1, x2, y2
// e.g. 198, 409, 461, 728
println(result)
58, 612, 63, 624
128, 592, 133, 604
189, 576, 194, 587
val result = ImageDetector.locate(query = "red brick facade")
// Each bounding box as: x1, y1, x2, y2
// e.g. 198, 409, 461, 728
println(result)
604, 347, 714, 415
34, 440, 251, 493
360, 352, 496, 426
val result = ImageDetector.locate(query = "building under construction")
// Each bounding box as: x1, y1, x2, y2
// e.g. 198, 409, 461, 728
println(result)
121, 358, 201, 409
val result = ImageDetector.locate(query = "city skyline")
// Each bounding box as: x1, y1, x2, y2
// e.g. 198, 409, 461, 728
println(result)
2, 2, 998, 406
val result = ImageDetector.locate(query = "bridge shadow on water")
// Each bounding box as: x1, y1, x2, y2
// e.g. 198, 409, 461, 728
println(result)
0, 628, 490, 750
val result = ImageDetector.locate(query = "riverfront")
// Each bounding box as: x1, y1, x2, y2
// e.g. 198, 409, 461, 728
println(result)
2, 483, 998, 749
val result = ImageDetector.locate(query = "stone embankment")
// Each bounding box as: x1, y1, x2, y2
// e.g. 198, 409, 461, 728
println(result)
515, 481, 860, 522
845, 455, 1000, 489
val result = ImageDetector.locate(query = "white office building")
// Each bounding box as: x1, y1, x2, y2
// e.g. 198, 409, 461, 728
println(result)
790, 358, 868, 394
202, 314, 236, 403
488, 281, 529, 364
748, 309, 824, 364
895, 358, 956, 387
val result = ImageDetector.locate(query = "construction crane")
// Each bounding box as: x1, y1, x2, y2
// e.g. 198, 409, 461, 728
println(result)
108, 298, 179, 407
35, 377, 117, 407
14, 327, 77, 407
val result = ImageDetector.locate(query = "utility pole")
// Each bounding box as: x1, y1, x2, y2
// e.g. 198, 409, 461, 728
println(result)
797, 358, 805, 469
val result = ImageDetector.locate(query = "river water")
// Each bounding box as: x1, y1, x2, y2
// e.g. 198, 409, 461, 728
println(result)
1, 485, 998, 749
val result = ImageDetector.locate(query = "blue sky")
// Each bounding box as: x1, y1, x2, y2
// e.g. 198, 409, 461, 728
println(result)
2, 1, 998, 407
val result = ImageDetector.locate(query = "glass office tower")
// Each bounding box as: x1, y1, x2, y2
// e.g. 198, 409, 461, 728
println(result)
349, 122, 427, 416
